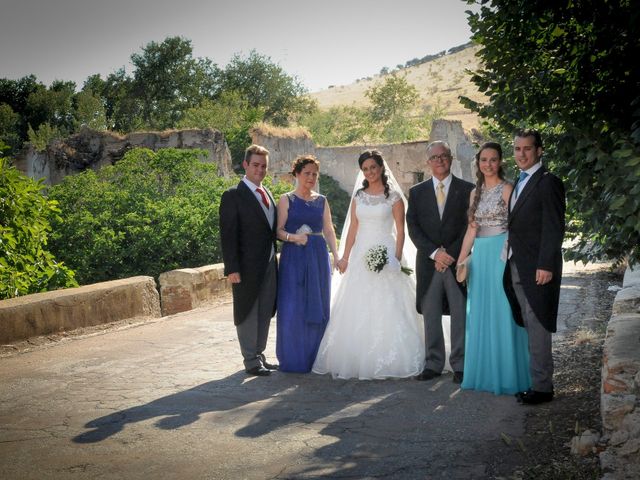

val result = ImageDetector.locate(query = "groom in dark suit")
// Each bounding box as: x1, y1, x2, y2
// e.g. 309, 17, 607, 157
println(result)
407, 141, 474, 383
219, 144, 279, 377
504, 129, 565, 404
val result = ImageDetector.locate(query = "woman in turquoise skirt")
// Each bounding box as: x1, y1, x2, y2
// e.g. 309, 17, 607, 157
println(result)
457, 142, 531, 395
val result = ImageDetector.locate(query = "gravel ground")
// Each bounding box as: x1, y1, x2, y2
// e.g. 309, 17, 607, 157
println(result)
487, 265, 622, 479
0, 268, 622, 479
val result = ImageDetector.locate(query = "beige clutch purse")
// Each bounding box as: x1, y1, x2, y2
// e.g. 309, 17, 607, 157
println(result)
456, 256, 471, 283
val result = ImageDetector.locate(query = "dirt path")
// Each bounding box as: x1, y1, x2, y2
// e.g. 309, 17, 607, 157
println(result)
487, 262, 621, 479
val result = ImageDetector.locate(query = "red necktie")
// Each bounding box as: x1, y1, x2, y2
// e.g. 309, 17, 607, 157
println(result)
255, 187, 270, 209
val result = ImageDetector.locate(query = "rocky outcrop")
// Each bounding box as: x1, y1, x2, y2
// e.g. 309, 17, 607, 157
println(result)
14, 127, 232, 185
251, 119, 477, 194
600, 265, 640, 480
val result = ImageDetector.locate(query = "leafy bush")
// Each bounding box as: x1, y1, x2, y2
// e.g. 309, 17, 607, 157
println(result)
300, 74, 438, 146
27, 122, 61, 152
0, 145, 77, 299
462, 0, 640, 264
319, 174, 351, 236
177, 90, 264, 169
47, 147, 290, 285
300, 106, 373, 146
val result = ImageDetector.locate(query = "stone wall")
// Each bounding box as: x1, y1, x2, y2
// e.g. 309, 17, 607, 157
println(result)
251, 119, 477, 194
0, 265, 232, 343
159, 264, 230, 316
0, 276, 161, 343
14, 127, 232, 185
600, 265, 640, 479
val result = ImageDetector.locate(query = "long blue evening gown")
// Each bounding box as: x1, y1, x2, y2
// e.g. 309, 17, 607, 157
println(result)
276, 194, 331, 373
461, 182, 531, 395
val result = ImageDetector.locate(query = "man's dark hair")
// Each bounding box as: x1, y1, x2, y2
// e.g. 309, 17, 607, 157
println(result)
515, 128, 543, 149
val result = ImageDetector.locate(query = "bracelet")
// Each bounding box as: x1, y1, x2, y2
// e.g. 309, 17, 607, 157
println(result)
286, 233, 290, 241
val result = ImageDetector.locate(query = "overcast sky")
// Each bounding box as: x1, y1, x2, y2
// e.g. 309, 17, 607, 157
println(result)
0, 0, 478, 92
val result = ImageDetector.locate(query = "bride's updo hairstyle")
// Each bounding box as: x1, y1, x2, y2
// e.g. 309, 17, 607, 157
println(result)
468, 141, 505, 221
357, 149, 390, 198
290, 154, 320, 176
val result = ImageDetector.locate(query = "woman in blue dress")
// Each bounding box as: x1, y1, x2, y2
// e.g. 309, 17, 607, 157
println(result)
457, 142, 531, 395
275, 155, 339, 373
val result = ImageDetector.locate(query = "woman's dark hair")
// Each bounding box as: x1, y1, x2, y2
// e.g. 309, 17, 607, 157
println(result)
290, 154, 320, 175
468, 142, 504, 221
357, 149, 390, 198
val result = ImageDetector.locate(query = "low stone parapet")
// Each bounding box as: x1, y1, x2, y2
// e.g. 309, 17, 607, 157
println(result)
0, 276, 161, 344
600, 265, 640, 479
159, 264, 230, 316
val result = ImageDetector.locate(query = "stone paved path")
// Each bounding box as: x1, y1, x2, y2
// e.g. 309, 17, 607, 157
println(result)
0, 262, 606, 479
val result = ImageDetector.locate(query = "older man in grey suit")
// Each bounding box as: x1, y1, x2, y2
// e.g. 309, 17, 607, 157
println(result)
407, 141, 474, 383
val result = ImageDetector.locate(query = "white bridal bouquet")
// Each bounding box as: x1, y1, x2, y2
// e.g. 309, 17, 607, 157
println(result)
364, 245, 413, 275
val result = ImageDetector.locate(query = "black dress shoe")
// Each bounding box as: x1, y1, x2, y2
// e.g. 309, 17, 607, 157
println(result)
415, 368, 441, 381
517, 389, 553, 405
259, 354, 279, 370
263, 361, 279, 371
452, 371, 464, 384
246, 366, 271, 376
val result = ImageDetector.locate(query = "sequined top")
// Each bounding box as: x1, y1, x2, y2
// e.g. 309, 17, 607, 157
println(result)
474, 182, 508, 236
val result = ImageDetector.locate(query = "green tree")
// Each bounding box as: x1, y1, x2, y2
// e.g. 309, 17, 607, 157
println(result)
300, 106, 373, 146
0, 103, 21, 153
381, 115, 423, 144
178, 90, 264, 166
99, 69, 145, 132
73, 89, 107, 131
130, 36, 218, 130
215, 50, 316, 126
27, 122, 61, 152
363, 73, 425, 143
0, 142, 77, 299
47, 147, 290, 284
365, 73, 419, 123
0, 75, 41, 151
462, 0, 640, 264
25, 80, 76, 137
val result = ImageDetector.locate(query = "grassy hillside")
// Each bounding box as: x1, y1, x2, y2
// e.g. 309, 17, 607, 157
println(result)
309, 44, 485, 132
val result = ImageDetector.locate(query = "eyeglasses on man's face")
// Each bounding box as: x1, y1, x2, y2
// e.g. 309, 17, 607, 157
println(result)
428, 153, 452, 162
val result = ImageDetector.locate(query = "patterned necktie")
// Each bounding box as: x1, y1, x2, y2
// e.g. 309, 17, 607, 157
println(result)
255, 187, 270, 209
436, 182, 446, 208
516, 171, 529, 197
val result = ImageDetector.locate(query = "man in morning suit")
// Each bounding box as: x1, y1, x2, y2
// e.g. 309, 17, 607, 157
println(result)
407, 141, 474, 384
504, 129, 565, 404
219, 144, 279, 376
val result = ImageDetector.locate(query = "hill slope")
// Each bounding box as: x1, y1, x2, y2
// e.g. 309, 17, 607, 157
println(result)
309, 44, 486, 132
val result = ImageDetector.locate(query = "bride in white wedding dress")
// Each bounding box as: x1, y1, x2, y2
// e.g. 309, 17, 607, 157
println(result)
313, 150, 449, 380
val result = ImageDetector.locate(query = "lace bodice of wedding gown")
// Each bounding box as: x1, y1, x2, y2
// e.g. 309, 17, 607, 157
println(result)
350, 189, 402, 258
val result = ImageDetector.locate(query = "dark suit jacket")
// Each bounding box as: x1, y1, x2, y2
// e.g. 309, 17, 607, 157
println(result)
503, 165, 565, 333
219, 181, 278, 325
407, 175, 474, 314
